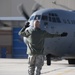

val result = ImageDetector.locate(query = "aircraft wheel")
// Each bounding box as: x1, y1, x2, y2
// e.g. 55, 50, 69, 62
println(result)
68, 59, 75, 64
46, 54, 51, 66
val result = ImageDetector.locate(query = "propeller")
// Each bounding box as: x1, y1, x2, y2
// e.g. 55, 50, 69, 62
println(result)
32, 3, 41, 13
19, 4, 29, 20
19, 3, 42, 20
0, 20, 9, 27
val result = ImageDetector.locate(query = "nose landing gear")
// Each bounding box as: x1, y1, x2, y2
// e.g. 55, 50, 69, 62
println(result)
46, 54, 51, 65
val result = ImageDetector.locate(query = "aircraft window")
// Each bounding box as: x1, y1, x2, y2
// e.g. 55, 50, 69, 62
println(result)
52, 17, 57, 22
34, 15, 41, 20
52, 13, 55, 16
63, 19, 75, 24
49, 13, 61, 23
54, 14, 58, 16
44, 22, 48, 25
49, 13, 58, 17
41, 15, 48, 21
29, 16, 35, 20
56, 17, 61, 23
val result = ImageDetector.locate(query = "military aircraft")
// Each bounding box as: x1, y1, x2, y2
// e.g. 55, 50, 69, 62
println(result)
19, 4, 75, 65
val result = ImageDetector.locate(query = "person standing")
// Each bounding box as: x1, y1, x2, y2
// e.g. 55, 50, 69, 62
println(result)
19, 20, 67, 75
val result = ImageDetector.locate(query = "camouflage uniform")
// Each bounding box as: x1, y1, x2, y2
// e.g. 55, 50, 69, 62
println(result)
28, 55, 44, 75
19, 26, 61, 75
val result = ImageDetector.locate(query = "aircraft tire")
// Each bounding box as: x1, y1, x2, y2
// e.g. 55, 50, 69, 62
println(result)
46, 54, 51, 66
68, 59, 75, 64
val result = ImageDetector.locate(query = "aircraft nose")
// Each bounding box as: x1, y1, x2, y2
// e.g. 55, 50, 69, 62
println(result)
29, 21, 34, 27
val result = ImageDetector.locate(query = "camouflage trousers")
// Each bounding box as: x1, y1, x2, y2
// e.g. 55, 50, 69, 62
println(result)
28, 55, 45, 75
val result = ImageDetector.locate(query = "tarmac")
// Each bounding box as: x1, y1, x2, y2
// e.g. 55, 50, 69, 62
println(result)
0, 59, 75, 75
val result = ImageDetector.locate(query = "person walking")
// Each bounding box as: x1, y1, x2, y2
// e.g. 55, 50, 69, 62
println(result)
19, 20, 67, 75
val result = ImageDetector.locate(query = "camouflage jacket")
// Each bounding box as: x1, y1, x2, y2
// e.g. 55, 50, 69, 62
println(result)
19, 27, 61, 55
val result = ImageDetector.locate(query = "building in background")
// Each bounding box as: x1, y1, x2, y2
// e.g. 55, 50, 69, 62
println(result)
0, 0, 36, 58
0, 27, 12, 58
35, 0, 75, 10
0, 0, 75, 17
0, 0, 36, 17
0, 17, 26, 58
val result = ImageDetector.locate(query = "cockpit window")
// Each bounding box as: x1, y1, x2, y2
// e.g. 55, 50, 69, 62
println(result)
49, 13, 61, 23
29, 16, 35, 21
29, 15, 41, 21
34, 15, 41, 20
56, 17, 61, 23
49, 13, 58, 17
41, 15, 48, 21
